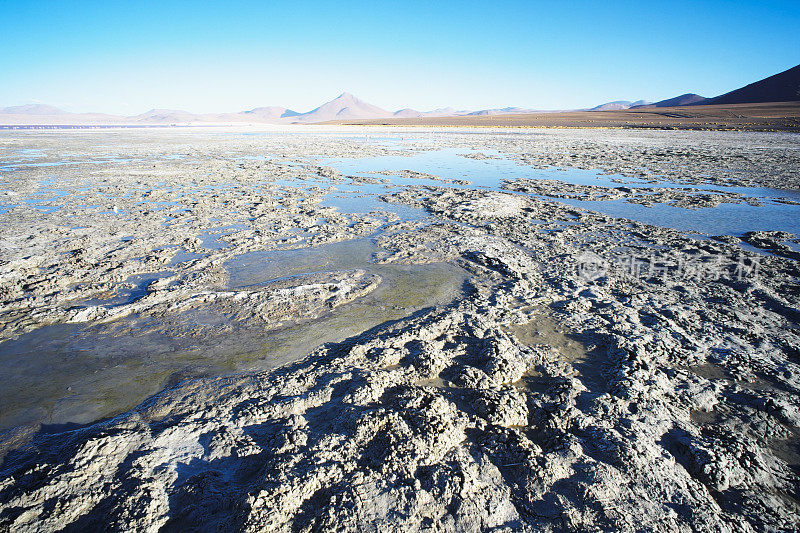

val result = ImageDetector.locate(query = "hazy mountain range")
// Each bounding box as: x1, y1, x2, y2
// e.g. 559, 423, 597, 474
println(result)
0, 94, 556, 125
586, 100, 652, 111
2, 64, 797, 125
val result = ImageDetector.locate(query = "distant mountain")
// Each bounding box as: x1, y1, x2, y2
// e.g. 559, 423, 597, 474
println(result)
132, 106, 302, 124
589, 100, 651, 111
0, 104, 67, 115
633, 94, 707, 108
291, 93, 392, 122
394, 108, 422, 118
131, 109, 199, 123
695, 63, 800, 105
421, 107, 469, 117
467, 107, 537, 116
590, 101, 634, 111
241, 106, 300, 120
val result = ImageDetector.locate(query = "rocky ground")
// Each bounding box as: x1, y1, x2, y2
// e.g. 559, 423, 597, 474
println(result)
0, 128, 798, 531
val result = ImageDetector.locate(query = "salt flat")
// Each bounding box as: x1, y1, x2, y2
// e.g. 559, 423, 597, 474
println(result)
0, 126, 798, 531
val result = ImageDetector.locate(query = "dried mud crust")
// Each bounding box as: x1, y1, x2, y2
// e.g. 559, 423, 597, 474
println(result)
0, 135, 410, 342
502, 177, 766, 209
0, 129, 799, 531
1, 184, 799, 531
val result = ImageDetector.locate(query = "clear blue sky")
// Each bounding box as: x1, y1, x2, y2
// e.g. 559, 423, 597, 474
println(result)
1, 0, 798, 114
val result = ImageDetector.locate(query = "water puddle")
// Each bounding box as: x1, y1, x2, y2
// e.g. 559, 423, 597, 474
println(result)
554, 197, 800, 236
0, 238, 468, 436
76, 271, 176, 308
506, 310, 604, 393
325, 148, 800, 236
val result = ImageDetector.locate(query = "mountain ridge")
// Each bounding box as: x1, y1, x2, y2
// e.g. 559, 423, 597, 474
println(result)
632, 94, 707, 108
692, 64, 800, 106
3, 64, 798, 125
290, 92, 392, 123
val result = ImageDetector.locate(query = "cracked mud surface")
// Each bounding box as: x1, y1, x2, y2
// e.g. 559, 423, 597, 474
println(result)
0, 128, 798, 531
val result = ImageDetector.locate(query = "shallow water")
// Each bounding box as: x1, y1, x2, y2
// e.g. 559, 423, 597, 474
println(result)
556, 197, 800, 236
325, 148, 800, 236
0, 238, 467, 433
506, 311, 604, 394
3, 143, 797, 236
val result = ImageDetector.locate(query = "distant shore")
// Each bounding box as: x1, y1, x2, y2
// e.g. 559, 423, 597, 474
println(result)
327, 101, 800, 133
2, 102, 799, 133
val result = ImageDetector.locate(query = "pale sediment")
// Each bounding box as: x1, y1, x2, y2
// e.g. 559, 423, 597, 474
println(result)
0, 129, 798, 531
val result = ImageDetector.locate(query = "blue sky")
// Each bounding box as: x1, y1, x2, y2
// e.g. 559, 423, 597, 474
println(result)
1, 0, 798, 114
